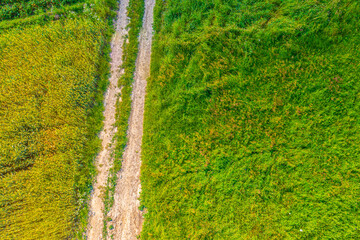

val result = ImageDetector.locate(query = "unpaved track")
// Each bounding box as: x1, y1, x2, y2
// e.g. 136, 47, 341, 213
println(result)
107, 0, 155, 239
86, 0, 129, 239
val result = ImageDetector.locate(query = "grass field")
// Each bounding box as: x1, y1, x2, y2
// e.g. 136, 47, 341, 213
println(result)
141, 0, 360, 239
0, 0, 84, 20
0, 0, 118, 239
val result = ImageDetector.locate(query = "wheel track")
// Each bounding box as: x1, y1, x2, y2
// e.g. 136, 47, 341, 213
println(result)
86, 0, 129, 239
107, 0, 155, 239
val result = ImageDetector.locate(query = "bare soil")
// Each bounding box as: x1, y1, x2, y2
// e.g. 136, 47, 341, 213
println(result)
106, 0, 155, 239
86, 0, 129, 239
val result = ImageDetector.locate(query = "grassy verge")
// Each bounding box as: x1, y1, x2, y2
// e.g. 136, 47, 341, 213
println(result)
102, 0, 145, 238
0, 0, 85, 21
141, 0, 360, 239
73, 2, 119, 238
0, 2, 85, 32
73, 2, 119, 239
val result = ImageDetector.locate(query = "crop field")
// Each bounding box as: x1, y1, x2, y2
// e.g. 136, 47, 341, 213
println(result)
141, 0, 360, 239
0, 19, 105, 239
0, 0, 118, 238
0, 0, 84, 20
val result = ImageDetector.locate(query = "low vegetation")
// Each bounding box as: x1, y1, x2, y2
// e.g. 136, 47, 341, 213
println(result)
0, 19, 104, 239
0, 0, 118, 239
0, 0, 84, 20
141, 0, 360, 239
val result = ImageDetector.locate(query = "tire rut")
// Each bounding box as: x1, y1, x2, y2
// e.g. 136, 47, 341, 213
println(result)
107, 0, 155, 239
86, 0, 129, 239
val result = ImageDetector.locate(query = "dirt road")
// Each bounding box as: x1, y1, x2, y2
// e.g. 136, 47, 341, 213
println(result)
86, 0, 129, 239
107, 0, 155, 239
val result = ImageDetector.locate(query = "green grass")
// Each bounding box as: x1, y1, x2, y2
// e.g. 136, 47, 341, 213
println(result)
141, 0, 360, 239
0, 0, 84, 21
0, 2, 85, 31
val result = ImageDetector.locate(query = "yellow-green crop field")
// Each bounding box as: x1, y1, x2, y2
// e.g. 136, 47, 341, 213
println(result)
0, 0, 119, 235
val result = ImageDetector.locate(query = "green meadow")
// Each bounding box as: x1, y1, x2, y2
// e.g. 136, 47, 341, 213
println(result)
141, 0, 360, 239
